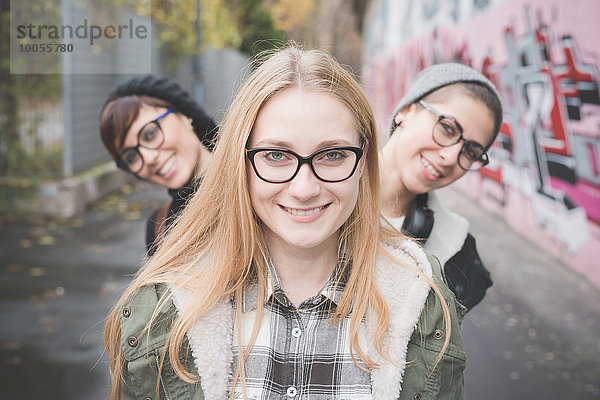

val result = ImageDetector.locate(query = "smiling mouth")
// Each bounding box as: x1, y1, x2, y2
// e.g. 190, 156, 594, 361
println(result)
159, 157, 175, 176
421, 157, 441, 178
282, 205, 326, 216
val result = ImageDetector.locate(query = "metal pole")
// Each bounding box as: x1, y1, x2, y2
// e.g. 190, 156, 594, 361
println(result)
193, 0, 204, 105
61, 0, 73, 178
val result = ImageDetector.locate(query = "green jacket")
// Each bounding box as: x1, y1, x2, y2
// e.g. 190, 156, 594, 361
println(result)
116, 240, 466, 399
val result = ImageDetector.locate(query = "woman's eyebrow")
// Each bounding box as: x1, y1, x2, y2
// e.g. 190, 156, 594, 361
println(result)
251, 138, 356, 148
251, 138, 290, 148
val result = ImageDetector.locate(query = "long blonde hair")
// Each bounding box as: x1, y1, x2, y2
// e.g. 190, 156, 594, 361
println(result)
105, 45, 451, 399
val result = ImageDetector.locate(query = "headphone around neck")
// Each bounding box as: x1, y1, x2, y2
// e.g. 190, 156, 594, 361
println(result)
401, 193, 434, 242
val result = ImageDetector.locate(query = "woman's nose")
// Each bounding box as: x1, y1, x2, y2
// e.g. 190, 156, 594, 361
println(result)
287, 163, 321, 200
438, 142, 462, 166
138, 146, 161, 166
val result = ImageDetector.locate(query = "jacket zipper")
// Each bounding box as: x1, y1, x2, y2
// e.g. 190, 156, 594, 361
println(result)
155, 355, 172, 400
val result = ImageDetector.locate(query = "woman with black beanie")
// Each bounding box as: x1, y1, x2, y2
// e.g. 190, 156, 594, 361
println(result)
99, 75, 217, 256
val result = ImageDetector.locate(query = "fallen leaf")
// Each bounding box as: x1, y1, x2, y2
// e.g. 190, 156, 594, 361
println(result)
6, 264, 24, 273
100, 281, 120, 296
85, 243, 109, 254
29, 226, 45, 236
30, 216, 46, 226
43, 288, 58, 298
0, 342, 22, 350
4, 356, 22, 366
39, 316, 58, 333
121, 184, 133, 194
124, 211, 141, 220
67, 219, 84, 228
38, 235, 56, 245
28, 267, 46, 277
98, 230, 113, 240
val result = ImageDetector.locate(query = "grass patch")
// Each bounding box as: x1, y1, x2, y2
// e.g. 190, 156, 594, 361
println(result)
4, 147, 62, 181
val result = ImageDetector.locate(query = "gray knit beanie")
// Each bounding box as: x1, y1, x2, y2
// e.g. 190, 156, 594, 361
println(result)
391, 63, 502, 125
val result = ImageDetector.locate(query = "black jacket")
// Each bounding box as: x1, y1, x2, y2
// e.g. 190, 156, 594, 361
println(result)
398, 192, 492, 310
145, 180, 200, 256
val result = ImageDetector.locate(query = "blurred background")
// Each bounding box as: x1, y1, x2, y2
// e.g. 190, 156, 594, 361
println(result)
1, 0, 599, 398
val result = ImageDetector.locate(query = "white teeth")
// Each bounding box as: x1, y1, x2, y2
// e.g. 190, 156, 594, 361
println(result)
421, 158, 440, 177
284, 206, 325, 216
159, 158, 175, 176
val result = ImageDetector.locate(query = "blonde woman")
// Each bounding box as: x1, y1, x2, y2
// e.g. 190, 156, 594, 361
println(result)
105, 46, 466, 400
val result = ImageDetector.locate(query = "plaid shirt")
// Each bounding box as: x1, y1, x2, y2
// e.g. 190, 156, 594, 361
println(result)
231, 261, 372, 400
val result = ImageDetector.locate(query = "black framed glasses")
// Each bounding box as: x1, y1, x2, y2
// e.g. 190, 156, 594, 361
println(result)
246, 146, 364, 183
117, 109, 172, 173
418, 100, 489, 171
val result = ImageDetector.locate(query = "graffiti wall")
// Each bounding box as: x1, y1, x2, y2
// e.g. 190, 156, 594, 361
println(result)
363, 0, 600, 288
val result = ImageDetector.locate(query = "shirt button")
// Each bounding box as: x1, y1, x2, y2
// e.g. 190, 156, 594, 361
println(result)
292, 327, 302, 338
286, 386, 297, 397
312, 297, 321, 305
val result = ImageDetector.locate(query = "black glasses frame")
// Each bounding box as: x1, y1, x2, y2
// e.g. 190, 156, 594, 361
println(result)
246, 146, 364, 183
116, 109, 172, 173
418, 100, 489, 171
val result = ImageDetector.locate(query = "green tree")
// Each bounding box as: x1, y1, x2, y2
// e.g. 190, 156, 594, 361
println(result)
126, 0, 284, 64
0, 0, 17, 175
229, 0, 286, 56
0, 0, 61, 177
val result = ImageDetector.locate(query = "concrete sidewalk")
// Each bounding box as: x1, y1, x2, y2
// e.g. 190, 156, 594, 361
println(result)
0, 162, 137, 218
0, 181, 169, 399
0, 182, 598, 399
438, 185, 600, 399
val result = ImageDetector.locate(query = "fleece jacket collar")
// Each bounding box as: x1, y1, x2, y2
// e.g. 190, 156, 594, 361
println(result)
170, 239, 432, 400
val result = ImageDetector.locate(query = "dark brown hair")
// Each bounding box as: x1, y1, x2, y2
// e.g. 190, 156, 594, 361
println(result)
99, 95, 172, 161
99, 75, 218, 165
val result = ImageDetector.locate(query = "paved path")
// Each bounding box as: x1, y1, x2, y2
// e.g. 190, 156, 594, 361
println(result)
438, 186, 600, 399
0, 182, 169, 399
0, 182, 598, 399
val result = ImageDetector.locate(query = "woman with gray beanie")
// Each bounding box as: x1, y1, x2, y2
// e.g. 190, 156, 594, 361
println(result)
380, 63, 502, 311
99, 75, 217, 255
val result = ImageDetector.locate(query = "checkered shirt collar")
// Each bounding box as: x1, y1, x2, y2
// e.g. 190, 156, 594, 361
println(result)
241, 256, 349, 313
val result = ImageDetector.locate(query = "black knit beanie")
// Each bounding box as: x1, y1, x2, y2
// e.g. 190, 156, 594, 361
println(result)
104, 75, 218, 150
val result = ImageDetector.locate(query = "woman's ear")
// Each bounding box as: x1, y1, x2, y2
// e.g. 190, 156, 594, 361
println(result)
390, 103, 417, 135
390, 103, 416, 136
395, 103, 418, 124
393, 112, 403, 126
176, 113, 194, 127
